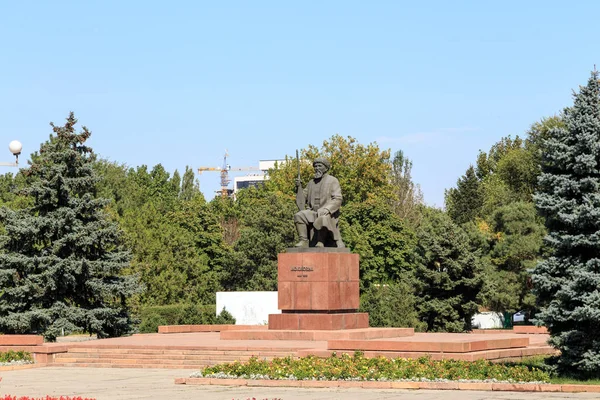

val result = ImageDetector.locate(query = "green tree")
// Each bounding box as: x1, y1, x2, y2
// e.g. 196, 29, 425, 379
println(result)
92, 159, 227, 307
219, 187, 297, 291
180, 166, 200, 201
0, 172, 31, 210
475, 136, 524, 181
341, 198, 416, 289
415, 207, 483, 332
266, 135, 394, 205
532, 71, 600, 378
445, 165, 483, 225
123, 198, 225, 306
359, 281, 425, 330
0, 113, 141, 340
472, 135, 539, 209
478, 201, 545, 313
494, 148, 538, 199
113, 165, 224, 306
390, 150, 423, 227
525, 115, 565, 157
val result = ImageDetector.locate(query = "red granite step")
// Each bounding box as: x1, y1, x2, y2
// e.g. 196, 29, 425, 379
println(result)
327, 337, 529, 353
513, 326, 548, 334
298, 345, 555, 361
221, 327, 414, 341
158, 325, 268, 334
52, 347, 294, 368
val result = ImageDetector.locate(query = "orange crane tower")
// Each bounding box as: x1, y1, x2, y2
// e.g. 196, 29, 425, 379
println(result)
198, 151, 260, 198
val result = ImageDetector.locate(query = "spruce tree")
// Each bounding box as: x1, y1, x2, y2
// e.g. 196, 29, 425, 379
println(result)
0, 113, 141, 341
533, 71, 600, 378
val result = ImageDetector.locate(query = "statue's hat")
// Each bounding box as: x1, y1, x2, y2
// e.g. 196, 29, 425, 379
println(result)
313, 157, 331, 169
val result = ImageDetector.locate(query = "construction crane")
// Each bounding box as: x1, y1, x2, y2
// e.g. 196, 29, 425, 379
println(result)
198, 151, 260, 198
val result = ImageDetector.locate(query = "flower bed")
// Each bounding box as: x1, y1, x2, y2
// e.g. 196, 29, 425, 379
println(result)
0, 351, 33, 366
194, 353, 550, 383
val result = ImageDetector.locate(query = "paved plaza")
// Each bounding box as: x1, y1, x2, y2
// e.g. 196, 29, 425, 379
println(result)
1, 367, 599, 400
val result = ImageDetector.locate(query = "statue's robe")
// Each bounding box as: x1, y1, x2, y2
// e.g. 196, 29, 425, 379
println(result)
294, 173, 342, 242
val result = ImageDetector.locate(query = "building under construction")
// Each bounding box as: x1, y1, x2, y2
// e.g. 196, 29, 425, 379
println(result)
198, 153, 284, 198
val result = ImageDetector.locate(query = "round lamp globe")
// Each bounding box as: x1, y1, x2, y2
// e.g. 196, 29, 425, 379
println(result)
9, 140, 22, 155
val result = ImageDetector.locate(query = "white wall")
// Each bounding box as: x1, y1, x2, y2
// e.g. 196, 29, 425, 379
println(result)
216, 291, 280, 325
471, 312, 504, 329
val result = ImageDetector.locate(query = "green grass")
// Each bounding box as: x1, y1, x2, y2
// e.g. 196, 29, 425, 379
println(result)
548, 377, 600, 385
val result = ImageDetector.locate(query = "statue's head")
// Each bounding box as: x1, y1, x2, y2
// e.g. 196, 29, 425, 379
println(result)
313, 157, 330, 179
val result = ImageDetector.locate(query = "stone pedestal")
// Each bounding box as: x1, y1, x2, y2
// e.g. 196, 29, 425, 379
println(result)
269, 248, 368, 331
268, 312, 369, 330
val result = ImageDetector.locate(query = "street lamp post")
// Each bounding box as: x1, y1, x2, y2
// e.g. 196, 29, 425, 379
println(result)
0, 140, 22, 167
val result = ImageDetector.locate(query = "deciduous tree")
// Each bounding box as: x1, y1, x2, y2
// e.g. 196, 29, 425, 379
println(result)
266, 135, 394, 205
445, 166, 483, 225
341, 198, 416, 289
390, 150, 423, 227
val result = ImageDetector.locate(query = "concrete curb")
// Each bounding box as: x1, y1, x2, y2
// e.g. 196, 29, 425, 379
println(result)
174, 377, 600, 393
0, 363, 42, 371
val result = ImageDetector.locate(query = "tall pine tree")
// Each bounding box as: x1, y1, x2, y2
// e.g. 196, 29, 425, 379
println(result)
533, 71, 600, 378
0, 113, 140, 340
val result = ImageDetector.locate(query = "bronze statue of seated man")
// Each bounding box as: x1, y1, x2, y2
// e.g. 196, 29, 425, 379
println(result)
294, 157, 345, 248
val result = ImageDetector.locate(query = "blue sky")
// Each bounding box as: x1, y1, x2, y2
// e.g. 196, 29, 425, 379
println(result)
0, 1, 597, 206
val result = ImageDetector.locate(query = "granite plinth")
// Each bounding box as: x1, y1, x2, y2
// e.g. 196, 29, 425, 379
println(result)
285, 247, 351, 253
268, 312, 368, 330
277, 252, 359, 311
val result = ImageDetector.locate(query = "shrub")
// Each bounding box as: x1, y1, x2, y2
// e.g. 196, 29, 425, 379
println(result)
215, 308, 236, 324
139, 304, 187, 326
359, 280, 426, 331
179, 303, 215, 325
138, 313, 168, 334
138, 304, 236, 333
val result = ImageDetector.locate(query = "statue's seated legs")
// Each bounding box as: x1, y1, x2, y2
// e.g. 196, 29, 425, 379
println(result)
315, 229, 326, 247
294, 210, 311, 248
294, 210, 344, 248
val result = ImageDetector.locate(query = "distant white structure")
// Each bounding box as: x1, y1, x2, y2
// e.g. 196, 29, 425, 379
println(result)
216, 291, 280, 325
232, 159, 286, 194
471, 312, 504, 329
233, 174, 267, 192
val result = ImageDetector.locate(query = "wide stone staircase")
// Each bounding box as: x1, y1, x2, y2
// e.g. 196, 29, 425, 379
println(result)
52, 346, 295, 369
